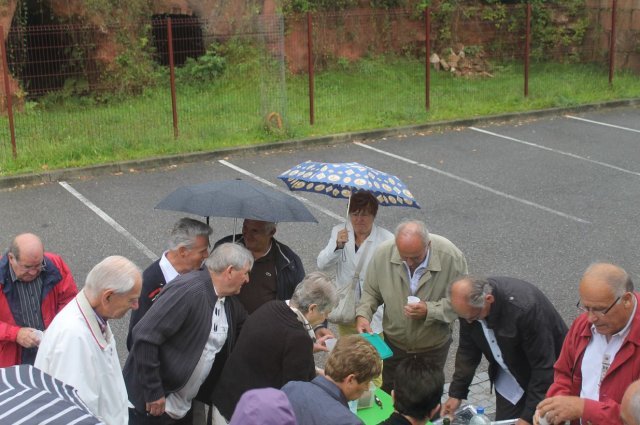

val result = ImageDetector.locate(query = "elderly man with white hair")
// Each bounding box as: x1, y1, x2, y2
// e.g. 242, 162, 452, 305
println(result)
125, 243, 253, 425
35, 255, 142, 425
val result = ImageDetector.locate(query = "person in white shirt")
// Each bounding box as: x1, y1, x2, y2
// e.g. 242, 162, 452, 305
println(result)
35, 255, 142, 425
317, 190, 393, 335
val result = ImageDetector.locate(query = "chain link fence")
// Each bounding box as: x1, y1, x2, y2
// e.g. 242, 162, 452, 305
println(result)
0, 2, 636, 172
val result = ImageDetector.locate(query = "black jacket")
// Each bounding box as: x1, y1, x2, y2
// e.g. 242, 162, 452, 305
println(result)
124, 269, 247, 411
215, 234, 305, 301
211, 300, 316, 419
448, 276, 567, 423
126, 259, 165, 350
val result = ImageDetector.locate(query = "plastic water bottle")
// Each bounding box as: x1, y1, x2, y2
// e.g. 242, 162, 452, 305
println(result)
469, 406, 491, 425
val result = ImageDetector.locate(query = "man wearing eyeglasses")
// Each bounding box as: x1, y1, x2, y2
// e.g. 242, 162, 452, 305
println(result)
0, 233, 77, 367
535, 263, 640, 425
442, 276, 567, 425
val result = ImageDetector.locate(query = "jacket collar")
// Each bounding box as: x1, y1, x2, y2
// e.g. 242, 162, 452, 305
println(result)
1, 253, 62, 294
312, 375, 349, 407
76, 289, 112, 350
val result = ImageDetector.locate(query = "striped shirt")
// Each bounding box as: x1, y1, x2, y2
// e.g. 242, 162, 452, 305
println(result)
9, 265, 45, 365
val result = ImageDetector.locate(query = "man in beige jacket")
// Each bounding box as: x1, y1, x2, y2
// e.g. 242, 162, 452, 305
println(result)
356, 219, 468, 392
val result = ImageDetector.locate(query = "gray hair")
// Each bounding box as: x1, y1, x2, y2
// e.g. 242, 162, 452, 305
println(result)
290, 271, 337, 314
205, 243, 254, 273
584, 262, 634, 297
394, 219, 430, 246
167, 218, 213, 251
448, 275, 493, 308
84, 256, 141, 299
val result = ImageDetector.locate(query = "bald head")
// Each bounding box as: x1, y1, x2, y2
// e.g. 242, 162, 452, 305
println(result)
449, 276, 494, 322
579, 263, 635, 337
10, 233, 44, 261
622, 380, 640, 425
580, 263, 633, 298
395, 220, 430, 274
8, 233, 45, 282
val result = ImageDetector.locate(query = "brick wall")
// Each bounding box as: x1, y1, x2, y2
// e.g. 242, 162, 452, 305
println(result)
585, 0, 640, 72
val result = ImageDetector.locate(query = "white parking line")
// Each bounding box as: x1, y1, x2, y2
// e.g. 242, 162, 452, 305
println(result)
354, 142, 590, 224
59, 181, 158, 261
470, 127, 640, 178
218, 160, 344, 222
566, 115, 640, 133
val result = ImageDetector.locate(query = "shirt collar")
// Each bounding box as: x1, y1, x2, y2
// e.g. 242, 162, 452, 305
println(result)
159, 251, 180, 283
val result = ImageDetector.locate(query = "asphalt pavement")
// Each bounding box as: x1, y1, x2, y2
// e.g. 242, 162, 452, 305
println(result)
2, 104, 640, 418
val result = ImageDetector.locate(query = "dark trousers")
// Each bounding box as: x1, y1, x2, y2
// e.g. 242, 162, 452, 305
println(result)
495, 390, 527, 421
129, 408, 194, 425
381, 337, 452, 394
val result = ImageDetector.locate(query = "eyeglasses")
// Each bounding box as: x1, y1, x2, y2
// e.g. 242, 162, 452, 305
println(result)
576, 296, 621, 317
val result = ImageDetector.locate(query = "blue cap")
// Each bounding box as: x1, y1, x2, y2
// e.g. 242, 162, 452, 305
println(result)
476, 407, 485, 415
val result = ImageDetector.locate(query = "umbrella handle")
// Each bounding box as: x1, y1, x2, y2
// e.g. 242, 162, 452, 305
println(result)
341, 193, 353, 262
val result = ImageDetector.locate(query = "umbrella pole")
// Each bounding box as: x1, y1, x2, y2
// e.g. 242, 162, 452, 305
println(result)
341, 193, 353, 261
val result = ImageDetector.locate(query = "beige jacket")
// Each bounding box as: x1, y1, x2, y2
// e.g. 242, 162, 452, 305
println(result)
356, 234, 468, 353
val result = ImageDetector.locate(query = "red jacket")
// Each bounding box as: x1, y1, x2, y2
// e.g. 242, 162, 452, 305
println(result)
547, 292, 640, 425
0, 252, 78, 367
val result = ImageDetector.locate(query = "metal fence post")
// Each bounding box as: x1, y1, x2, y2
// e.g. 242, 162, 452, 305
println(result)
307, 12, 315, 125
0, 26, 17, 159
167, 17, 179, 138
609, 0, 617, 85
524, 2, 531, 97
425, 8, 431, 111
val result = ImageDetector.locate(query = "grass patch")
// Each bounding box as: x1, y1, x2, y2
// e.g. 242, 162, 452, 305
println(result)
0, 57, 638, 176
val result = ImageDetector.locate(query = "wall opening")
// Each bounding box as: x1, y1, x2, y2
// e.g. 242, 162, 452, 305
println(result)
152, 14, 205, 67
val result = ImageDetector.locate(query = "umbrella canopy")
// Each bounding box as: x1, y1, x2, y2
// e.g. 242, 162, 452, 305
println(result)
278, 161, 420, 208
155, 179, 317, 223
0, 365, 102, 425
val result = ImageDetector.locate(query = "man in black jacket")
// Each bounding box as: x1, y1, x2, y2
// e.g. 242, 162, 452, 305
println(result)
441, 276, 567, 425
215, 219, 304, 314
127, 217, 212, 349
124, 243, 252, 425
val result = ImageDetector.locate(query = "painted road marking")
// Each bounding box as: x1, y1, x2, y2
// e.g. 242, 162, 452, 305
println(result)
470, 127, 640, 178
354, 142, 590, 224
59, 181, 158, 261
566, 115, 640, 134
218, 160, 344, 222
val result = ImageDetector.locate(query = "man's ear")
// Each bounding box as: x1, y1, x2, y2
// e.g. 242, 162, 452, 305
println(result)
486, 294, 495, 304
429, 403, 441, 420
102, 288, 115, 304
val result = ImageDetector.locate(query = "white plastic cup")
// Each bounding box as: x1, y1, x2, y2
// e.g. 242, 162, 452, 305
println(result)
32, 330, 44, 345
325, 337, 337, 351
407, 296, 420, 304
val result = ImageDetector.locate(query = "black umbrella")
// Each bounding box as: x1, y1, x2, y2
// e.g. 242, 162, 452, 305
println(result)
0, 365, 102, 425
155, 179, 317, 224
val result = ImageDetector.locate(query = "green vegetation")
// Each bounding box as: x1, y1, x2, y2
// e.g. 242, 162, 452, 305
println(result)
1, 55, 639, 176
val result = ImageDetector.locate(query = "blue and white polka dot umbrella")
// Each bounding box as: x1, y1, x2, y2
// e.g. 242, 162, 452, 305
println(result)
278, 161, 420, 209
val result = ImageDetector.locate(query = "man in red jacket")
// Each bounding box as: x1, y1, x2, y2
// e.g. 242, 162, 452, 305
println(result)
535, 263, 640, 425
0, 233, 77, 366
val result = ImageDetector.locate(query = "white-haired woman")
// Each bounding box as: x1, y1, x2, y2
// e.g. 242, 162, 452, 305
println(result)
211, 272, 337, 423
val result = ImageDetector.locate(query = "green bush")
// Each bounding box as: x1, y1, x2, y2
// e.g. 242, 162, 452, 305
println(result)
175, 44, 227, 84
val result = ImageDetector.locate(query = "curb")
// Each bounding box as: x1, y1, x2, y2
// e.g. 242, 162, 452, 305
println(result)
1, 98, 638, 190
